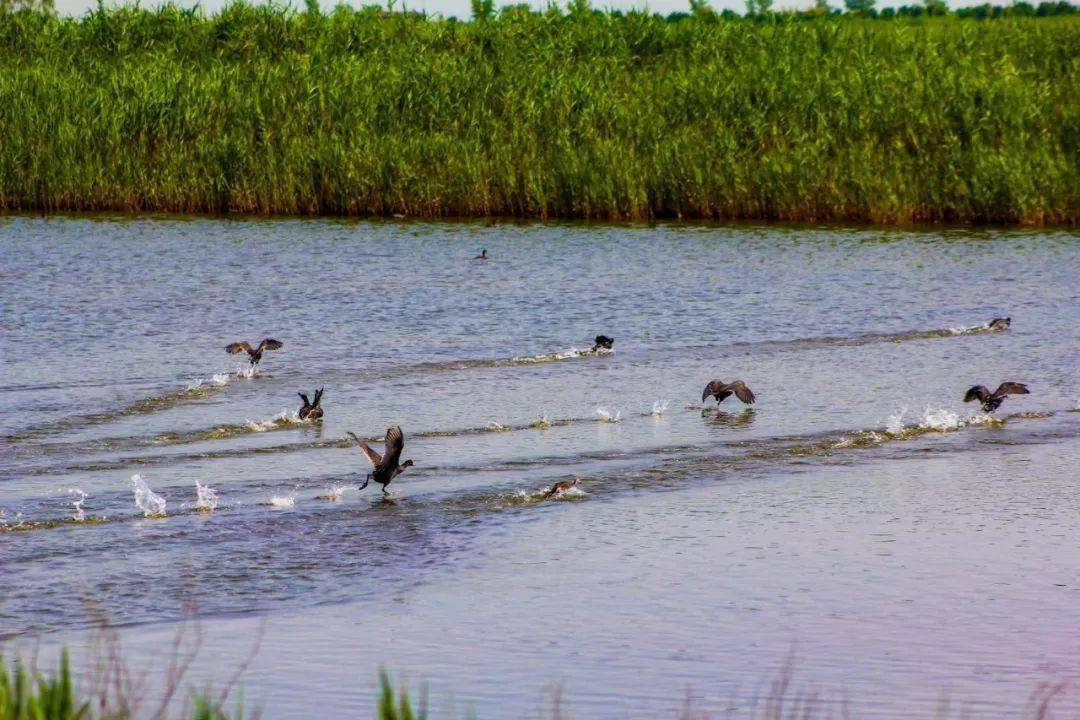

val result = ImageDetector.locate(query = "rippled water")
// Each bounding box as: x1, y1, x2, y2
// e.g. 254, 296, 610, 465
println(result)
1, 217, 1078, 717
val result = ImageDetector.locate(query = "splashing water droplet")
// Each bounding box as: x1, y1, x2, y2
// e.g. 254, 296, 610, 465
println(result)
195, 480, 219, 512
650, 400, 670, 417
67, 488, 87, 522
596, 407, 622, 423
269, 491, 296, 508
131, 474, 166, 517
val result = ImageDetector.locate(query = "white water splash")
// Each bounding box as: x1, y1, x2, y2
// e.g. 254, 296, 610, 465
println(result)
547, 484, 586, 500
245, 409, 303, 432
323, 485, 349, 502
269, 491, 296, 508
917, 406, 963, 431
650, 400, 670, 417
885, 407, 909, 435
67, 488, 88, 522
185, 371, 233, 393
131, 474, 166, 517
235, 363, 259, 380
531, 414, 551, 429
596, 407, 622, 423
195, 480, 219, 512
886, 404, 997, 436
486, 420, 508, 431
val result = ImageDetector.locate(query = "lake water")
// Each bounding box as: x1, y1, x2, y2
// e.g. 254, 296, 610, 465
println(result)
1, 217, 1078, 718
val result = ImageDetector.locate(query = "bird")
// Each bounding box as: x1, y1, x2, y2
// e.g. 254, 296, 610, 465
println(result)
963, 382, 1029, 412
298, 388, 324, 421
591, 335, 615, 352
544, 478, 580, 499
702, 379, 756, 406
474, 249, 488, 260
987, 317, 1011, 332
347, 426, 414, 494
225, 338, 283, 366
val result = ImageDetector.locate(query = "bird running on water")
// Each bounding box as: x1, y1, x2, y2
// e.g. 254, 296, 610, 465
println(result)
591, 335, 615, 352
963, 382, 1029, 413
987, 317, 1011, 332
298, 388, 324, 421
544, 478, 580, 499
225, 338, 283, 366
702, 379, 756, 406
347, 426, 414, 494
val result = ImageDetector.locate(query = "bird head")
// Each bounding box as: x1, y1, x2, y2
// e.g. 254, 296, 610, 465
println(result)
402, 459, 415, 469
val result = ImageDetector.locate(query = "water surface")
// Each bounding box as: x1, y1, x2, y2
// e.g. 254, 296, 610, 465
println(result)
1, 218, 1078, 717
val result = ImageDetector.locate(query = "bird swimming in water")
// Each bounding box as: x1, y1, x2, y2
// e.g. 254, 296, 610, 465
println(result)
544, 478, 580, 499
702, 379, 756, 406
987, 317, 1011, 332
225, 338, 283, 366
347, 426, 414, 494
298, 388, 324, 421
963, 382, 1029, 412
591, 335, 614, 352
475, 249, 488, 260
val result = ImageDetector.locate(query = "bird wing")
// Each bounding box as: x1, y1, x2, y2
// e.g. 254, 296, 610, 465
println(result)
298, 393, 310, 407
347, 432, 382, 467
963, 385, 990, 403
702, 380, 722, 402
313, 388, 323, 406
383, 426, 405, 466
993, 382, 1029, 398
225, 341, 254, 356
730, 380, 756, 404
260, 339, 284, 351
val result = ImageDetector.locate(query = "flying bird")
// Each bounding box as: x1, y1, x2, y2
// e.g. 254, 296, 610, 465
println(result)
225, 338, 283, 366
987, 317, 1011, 332
591, 335, 615, 352
702, 379, 756, 406
348, 426, 414, 494
963, 382, 1029, 412
298, 388, 324, 421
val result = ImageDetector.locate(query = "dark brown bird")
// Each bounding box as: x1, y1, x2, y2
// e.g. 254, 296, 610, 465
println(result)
474, 248, 488, 260
963, 382, 1029, 412
225, 338, 283, 366
987, 317, 1011, 332
545, 478, 580, 499
591, 335, 614, 352
348, 426, 414, 494
298, 388, 324, 421
702, 379, 756, 406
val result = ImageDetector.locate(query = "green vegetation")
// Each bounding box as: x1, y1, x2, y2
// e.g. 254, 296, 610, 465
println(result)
0, 5, 1077, 223
0, 650, 1071, 719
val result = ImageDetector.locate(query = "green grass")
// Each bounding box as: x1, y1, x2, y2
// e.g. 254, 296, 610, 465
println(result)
0, 6, 1077, 223
0, 651, 1071, 719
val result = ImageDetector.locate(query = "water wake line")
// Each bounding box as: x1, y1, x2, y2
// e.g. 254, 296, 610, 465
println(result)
2, 318, 1002, 447
2, 407, 1067, 534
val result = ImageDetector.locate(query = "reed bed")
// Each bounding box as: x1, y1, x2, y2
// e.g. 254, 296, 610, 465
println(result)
0, 7, 1077, 223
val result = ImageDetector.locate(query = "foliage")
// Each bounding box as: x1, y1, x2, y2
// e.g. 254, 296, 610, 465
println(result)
0, 6, 1077, 223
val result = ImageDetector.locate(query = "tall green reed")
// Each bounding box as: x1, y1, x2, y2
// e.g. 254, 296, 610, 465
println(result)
0, 7, 1076, 223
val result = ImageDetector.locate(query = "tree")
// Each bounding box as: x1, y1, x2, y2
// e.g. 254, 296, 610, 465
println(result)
745, 0, 774, 15
923, 0, 948, 15
843, 0, 875, 14
0, 0, 54, 11
470, 0, 494, 20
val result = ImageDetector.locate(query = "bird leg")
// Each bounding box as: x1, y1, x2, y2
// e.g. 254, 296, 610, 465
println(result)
359, 474, 371, 491
381, 485, 390, 495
